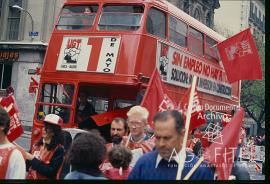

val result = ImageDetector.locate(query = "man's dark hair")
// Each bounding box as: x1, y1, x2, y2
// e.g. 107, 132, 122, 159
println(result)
153, 110, 184, 133
0, 107, 10, 135
112, 117, 128, 132
67, 132, 106, 170
108, 145, 132, 170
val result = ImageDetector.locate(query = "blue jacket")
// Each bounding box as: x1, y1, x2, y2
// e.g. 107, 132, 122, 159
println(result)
64, 170, 107, 180
128, 150, 214, 180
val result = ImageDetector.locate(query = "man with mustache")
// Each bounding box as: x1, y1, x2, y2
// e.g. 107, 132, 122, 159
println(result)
110, 118, 128, 145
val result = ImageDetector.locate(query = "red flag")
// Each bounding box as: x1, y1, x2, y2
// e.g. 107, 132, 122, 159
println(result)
217, 28, 262, 83
178, 87, 206, 132
141, 68, 176, 127
91, 107, 130, 126
204, 108, 244, 180
0, 95, 24, 142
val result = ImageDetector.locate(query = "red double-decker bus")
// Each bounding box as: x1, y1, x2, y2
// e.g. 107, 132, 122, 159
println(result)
30, 0, 240, 145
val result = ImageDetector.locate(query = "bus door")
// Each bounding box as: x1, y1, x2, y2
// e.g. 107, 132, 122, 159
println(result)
31, 82, 75, 145
75, 83, 137, 141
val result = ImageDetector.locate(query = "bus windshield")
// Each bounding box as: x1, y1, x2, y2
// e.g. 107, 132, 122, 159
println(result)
37, 83, 74, 123
40, 83, 74, 104
99, 5, 144, 31
56, 5, 99, 30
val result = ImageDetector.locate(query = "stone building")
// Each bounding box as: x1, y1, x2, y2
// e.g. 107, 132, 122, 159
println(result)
0, 0, 64, 129
167, 0, 220, 28
214, 0, 265, 42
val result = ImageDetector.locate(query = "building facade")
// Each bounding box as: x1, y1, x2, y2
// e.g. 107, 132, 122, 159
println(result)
0, 0, 64, 129
167, 0, 220, 28
214, 0, 265, 42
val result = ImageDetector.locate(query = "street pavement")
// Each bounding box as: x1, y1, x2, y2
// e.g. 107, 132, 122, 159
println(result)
15, 132, 265, 180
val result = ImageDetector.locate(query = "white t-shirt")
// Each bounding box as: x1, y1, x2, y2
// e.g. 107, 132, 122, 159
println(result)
0, 143, 26, 179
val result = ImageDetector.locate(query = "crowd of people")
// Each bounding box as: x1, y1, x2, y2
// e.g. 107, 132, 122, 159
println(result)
0, 102, 264, 180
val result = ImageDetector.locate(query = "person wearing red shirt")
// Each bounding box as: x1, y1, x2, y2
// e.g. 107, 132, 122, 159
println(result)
26, 114, 65, 179
0, 107, 25, 179
104, 145, 132, 180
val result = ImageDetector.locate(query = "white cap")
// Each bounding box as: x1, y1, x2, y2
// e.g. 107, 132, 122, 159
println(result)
44, 114, 63, 127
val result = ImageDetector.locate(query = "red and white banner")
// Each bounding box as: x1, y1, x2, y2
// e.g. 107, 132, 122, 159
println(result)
217, 28, 262, 83
178, 86, 206, 132
0, 95, 24, 142
156, 42, 232, 99
141, 68, 176, 128
56, 36, 121, 73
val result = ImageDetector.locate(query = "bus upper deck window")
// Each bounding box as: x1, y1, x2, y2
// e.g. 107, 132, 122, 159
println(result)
205, 36, 219, 62
188, 27, 204, 57
169, 16, 187, 47
98, 5, 144, 31
146, 8, 166, 38
56, 5, 98, 30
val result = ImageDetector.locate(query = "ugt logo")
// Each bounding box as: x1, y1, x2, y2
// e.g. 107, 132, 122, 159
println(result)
64, 39, 82, 64
225, 40, 252, 61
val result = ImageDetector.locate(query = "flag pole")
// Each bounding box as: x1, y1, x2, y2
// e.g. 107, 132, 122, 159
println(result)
176, 75, 198, 180
125, 133, 131, 147
183, 156, 204, 180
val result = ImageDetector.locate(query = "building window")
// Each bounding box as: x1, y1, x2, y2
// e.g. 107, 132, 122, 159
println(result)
7, 0, 22, 40
169, 16, 187, 47
0, 0, 3, 17
193, 8, 201, 21
250, 2, 253, 13
146, 8, 166, 38
183, 0, 189, 14
254, 6, 257, 16
0, 63, 12, 89
206, 12, 211, 27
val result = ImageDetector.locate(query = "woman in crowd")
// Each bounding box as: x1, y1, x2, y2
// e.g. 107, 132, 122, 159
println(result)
26, 114, 65, 179
64, 132, 107, 179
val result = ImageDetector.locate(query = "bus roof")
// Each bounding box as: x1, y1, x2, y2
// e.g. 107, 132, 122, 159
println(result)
64, 0, 226, 42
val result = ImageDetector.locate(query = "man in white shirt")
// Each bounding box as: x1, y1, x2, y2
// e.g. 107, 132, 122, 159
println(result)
0, 107, 25, 179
